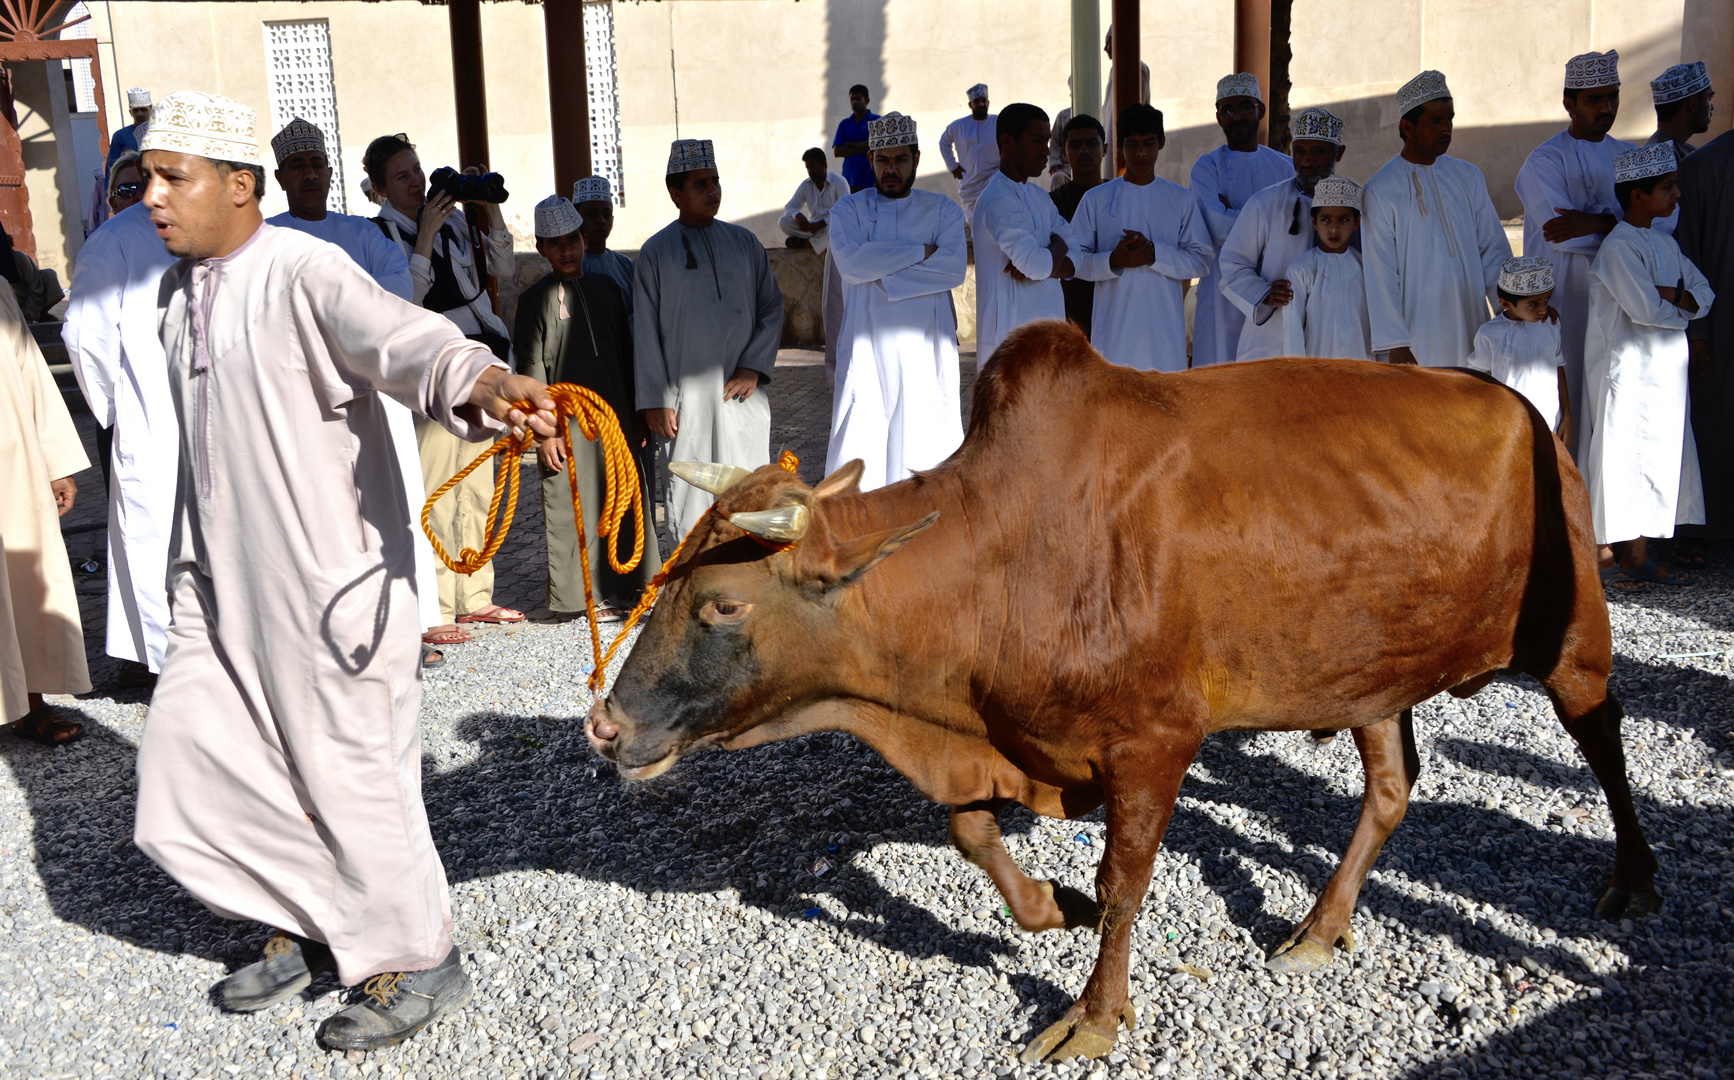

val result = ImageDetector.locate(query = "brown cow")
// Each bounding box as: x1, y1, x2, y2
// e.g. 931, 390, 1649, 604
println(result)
586, 322, 1659, 1063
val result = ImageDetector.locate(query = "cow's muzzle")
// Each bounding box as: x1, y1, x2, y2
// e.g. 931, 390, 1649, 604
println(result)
586, 699, 682, 781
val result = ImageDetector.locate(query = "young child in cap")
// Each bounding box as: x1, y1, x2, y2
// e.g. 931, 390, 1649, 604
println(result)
1280, 176, 1371, 360
1582, 143, 1715, 590
1469, 256, 1568, 442
514, 195, 659, 621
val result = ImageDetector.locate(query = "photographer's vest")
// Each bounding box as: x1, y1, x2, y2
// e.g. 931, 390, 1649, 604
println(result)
374, 214, 511, 360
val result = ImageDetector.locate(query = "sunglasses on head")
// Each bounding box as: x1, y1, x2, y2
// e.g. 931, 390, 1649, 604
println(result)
113, 182, 143, 198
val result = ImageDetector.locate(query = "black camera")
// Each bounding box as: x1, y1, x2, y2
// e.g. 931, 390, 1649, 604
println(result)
427, 166, 509, 204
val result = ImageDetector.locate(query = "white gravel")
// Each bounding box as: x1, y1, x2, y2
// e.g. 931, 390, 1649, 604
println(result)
1, 555, 1730, 1080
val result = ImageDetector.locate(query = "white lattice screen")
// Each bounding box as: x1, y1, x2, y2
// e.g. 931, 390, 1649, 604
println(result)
584, 0, 624, 206
263, 19, 346, 215
63, 2, 97, 113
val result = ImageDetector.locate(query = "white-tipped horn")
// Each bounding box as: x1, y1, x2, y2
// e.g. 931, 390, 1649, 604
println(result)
668, 461, 752, 496
728, 504, 810, 542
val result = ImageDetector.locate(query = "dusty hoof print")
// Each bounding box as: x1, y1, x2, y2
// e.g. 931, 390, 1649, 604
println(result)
1595, 885, 1662, 920
1019, 1003, 1135, 1064
1265, 926, 1353, 973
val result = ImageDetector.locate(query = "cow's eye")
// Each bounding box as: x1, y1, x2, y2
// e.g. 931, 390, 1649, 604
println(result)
703, 599, 749, 624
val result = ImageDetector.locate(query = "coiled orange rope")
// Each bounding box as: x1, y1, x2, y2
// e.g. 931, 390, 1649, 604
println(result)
423, 389, 799, 696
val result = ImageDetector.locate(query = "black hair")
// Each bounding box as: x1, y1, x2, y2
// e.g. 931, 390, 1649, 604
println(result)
1309, 204, 1360, 220
996, 102, 1049, 145
1615, 171, 1674, 212
1496, 287, 1549, 305
665, 171, 693, 192
801, 147, 826, 165
214, 159, 266, 202
1117, 103, 1165, 145
1400, 104, 1426, 127
1563, 87, 1579, 104
1062, 113, 1105, 142
1655, 97, 1688, 123
849, 83, 870, 99
363, 134, 414, 186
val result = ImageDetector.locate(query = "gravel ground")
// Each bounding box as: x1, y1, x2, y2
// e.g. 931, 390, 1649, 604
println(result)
4, 361, 1731, 1080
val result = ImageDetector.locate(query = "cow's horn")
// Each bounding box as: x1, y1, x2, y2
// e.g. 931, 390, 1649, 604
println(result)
729, 505, 810, 542
668, 461, 752, 496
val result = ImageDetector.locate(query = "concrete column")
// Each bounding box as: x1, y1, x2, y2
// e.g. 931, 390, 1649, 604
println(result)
448, 0, 490, 169
1110, 0, 1138, 172
1234, 0, 1271, 145
1069, 0, 1101, 137
543, 0, 592, 195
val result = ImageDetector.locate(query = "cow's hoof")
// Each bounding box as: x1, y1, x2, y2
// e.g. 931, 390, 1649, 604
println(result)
1594, 885, 1662, 920
1019, 1003, 1136, 1064
1265, 926, 1354, 973
1046, 881, 1104, 932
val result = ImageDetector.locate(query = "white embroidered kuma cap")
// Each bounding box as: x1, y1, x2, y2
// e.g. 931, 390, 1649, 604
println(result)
1216, 72, 1261, 102
1397, 70, 1452, 115
1309, 176, 1362, 212
126, 87, 151, 108
967, 83, 988, 102
534, 195, 584, 239
1564, 50, 1619, 90
139, 91, 262, 167
1651, 61, 1711, 105
1612, 142, 1679, 183
270, 117, 325, 166
572, 175, 613, 203
667, 139, 716, 176
1499, 256, 1554, 297
868, 112, 918, 150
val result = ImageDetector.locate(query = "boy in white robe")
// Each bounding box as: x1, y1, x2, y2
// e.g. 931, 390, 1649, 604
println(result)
939, 85, 998, 221
1468, 257, 1568, 436
778, 148, 849, 387
1282, 177, 1372, 361
1189, 73, 1295, 368
1219, 107, 1348, 362
265, 119, 445, 661
1516, 51, 1636, 459
1363, 71, 1511, 367
574, 175, 635, 316
1070, 104, 1212, 372
63, 199, 177, 685
635, 139, 782, 543
129, 92, 560, 1052
825, 114, 968, 490
972, 103, 1078, 362
1582, 144, 1715, 588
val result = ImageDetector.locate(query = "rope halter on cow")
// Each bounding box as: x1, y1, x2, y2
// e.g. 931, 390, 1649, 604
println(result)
422, 393, 801, 695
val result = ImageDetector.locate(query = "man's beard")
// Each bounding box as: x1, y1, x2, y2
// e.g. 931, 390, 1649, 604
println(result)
875, 176, 914, 199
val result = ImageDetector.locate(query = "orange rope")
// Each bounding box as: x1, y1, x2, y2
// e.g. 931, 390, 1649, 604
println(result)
423, 396, 800, 696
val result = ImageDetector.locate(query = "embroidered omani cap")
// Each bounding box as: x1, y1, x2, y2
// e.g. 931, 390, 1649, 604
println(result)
1613, 142, 1679, 183
1290, 107, 1344, 145
868, 112, 918, 150
1651, 61, 1711, 105
1309, 176, 1362, 212
126, 87, 151, 108
1564, 50, 1619, 89
967, 83, 988, 102
534, 195, 584, 239
666, 138, 716, 176
1397, 70, 1452, 115
270, 117, 325, 166
1499, 256, 1554, 296
572, 175, 613, 203
1217, 72, 1262, 102
139, 91, 262, 167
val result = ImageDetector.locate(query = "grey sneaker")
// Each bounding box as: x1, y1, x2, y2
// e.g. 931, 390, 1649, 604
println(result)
216, 931, 335, 1012
314, 946, 471, 1051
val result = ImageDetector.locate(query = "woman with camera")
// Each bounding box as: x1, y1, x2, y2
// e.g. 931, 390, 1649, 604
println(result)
364, 134, 524, 640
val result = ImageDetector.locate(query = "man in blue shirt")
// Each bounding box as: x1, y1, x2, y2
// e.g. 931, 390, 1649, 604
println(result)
104, 88, 154, 180
832, 84, 879, 192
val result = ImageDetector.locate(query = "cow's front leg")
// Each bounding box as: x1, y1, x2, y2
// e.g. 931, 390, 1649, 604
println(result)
949, 801, 1100, 931
1021, 748, 1196, 1064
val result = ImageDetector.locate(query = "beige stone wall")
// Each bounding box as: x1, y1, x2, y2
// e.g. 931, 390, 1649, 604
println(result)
60, 0, 1732, 278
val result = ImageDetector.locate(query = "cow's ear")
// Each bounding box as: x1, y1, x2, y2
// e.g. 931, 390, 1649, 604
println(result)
812, 459, 865, 500
826, 512, 940, 588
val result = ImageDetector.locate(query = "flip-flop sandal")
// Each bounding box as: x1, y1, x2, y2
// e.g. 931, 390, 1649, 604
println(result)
422, 647, 445, 668
1599, 565, 1645, 593
1668, 546, 1707, 568
593, 606, 627, 624
7, 707, 84, 747
1627, 560, 1690, 586
422, 628, 472, 646
456, 606, 526, 624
